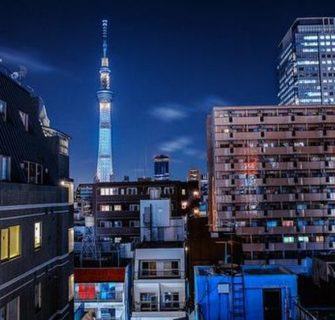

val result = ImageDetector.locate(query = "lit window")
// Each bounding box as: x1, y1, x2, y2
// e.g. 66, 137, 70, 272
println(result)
34, 282, 42, 310
68, 228, 74, 253
181, 201, 188, 209
114, 205, 122, 211
1, 226, 21, 261
9, 226, 20, 258
316, 236, 324, 242
0, 155, 11, 181
282, 220, 294, 227
19, 110, 29, 131
68, 274, 74, 301
34, 222, 42, 249
181, 189, 186, 195
0, 100, 6, 121
100, 205, 111, 211
298, 236, 309, 242
1, 228, 9, 260
283, 236, 294, 243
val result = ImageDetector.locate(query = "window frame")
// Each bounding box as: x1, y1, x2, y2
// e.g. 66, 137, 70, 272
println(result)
34, 222, 42, 250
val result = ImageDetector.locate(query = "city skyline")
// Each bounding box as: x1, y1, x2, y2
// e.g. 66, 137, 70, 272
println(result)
1, 0, 335, 183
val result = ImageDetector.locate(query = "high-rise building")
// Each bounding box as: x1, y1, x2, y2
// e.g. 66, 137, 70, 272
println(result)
154, 155, 170, 180
96, 19, 114, 182
207, 105, 335, 271
278, 17, 335, 105
0, 68, 74, 319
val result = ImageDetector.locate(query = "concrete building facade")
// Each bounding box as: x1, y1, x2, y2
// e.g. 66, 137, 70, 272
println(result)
207, 105, 335, 271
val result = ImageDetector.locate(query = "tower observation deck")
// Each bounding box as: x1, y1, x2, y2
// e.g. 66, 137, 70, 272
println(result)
96, 19, 113, 182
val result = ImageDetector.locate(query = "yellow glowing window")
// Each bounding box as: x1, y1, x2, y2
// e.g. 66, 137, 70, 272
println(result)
68, 274, 74, 301
34, 222, 42, 249
9, 225, 20, 259
68, 228, 74, 253
1, 228, 9, 260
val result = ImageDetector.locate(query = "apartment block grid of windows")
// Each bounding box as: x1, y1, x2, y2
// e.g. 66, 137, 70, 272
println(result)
208, 105, 335, 265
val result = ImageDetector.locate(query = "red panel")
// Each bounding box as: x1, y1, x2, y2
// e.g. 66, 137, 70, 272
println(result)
78, 284, 96, 300
74, 267, 125, 283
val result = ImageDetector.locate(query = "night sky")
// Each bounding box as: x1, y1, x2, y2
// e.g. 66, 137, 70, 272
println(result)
1, 0, 335, 184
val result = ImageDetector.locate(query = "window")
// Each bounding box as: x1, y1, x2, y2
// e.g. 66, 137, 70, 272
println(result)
100, 188, 118, 196
163, 260, 180, 276
163, 292, 180, 310
9, 226, 20, 258
282, 220, 294, 227
114, 221, 122, 227
34, 222, 42, 249
34, 282, 42, 311
0, 296, 20, 320
141, 261, 156, 277
129, 220, 139, 227
19, 110, 29, 131
283, 236, 294, 243
68, 228, 74, 253
126, 187, 137, 195
181, 189, 186, 195
1, 228, 9, 260
59, 137, 69, 156
68, 274, 74, 301
140, 293, 158, 311
316, 236, 324, 242
129, 204, 139, 211
0, 100, 6, 121
23, 161, 43, 184
114, 205, 122, 211
100, 205, 111, 211
1, 226, 21, 261
0, 155, 11, 181
298, 236, 309, 242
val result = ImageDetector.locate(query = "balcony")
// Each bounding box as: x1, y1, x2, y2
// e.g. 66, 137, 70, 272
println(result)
0, 182, 68, 206
134, 301, 185, 313
75, 291, 123, 303
97, 227, 140, 236
236, 227, 264, 235
137, 269, 182, 279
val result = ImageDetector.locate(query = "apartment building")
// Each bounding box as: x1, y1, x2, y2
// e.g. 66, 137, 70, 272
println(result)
0, 69, 74, 318
92, 179, 198, 245
207, 105, 335, 271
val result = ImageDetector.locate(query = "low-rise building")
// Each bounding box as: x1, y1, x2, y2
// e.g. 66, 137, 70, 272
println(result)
74, 266, 131, 320
131, 242, 186, 320
194, 265, 298, 320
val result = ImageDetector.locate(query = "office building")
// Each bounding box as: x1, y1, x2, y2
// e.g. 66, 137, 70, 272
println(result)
194, 265, 298, 320
96, 19, 114, 182
154, 155, 170, 180
278, 17, 335, 105
74, 266, 131, 320
0, 68, 74, 319
207, 105, 335, 271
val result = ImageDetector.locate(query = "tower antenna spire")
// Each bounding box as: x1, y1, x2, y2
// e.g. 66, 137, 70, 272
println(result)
102, 19, 108, 58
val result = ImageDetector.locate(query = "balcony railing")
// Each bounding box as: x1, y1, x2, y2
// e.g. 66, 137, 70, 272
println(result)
75, 291, 123, 302
134, 301, 185, 312
137, 269, 183, 279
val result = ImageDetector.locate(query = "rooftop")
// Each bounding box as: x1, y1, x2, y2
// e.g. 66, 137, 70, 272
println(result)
74, 267, 125, 283
196, 264, 293, 276
136, 241, 184, 249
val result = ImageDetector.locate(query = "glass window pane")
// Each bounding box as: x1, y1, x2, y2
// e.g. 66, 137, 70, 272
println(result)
1, 229, 9, 260
9, 226, 20, 258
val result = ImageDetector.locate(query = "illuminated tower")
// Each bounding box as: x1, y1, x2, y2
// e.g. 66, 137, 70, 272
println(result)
96, 19, 114, 182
